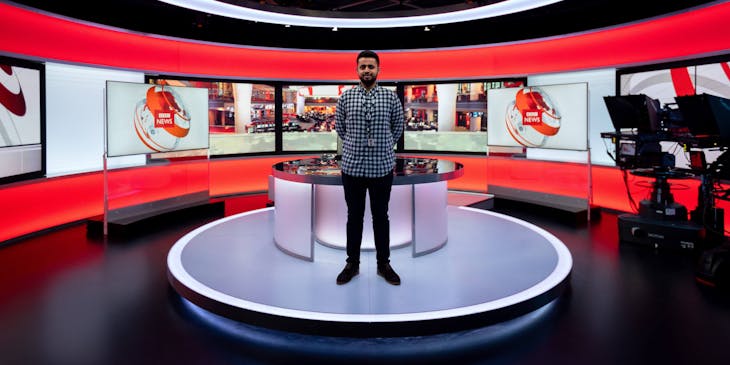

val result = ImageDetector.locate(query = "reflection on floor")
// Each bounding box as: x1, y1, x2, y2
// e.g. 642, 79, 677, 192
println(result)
0, 194, 729, 365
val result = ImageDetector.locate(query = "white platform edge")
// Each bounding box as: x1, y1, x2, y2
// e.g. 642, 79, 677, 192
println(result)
167, 206, 572, 323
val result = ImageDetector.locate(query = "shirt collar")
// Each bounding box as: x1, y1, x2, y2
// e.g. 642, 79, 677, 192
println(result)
357, 82, 379, 95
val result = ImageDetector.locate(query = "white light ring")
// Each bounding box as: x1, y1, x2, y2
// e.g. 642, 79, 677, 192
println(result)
167, 207, 573, 323
158, 0, 564, 29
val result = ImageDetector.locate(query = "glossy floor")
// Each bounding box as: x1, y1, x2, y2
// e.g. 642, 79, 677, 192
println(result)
1, 195, 729, 365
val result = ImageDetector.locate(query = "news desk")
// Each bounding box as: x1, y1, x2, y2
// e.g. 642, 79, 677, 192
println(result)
271, 157, 463, 261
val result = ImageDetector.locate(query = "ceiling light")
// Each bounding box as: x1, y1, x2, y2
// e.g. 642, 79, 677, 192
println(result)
332, 27, 338, 31
158, 0, 564, 29
424, 26, 430, 31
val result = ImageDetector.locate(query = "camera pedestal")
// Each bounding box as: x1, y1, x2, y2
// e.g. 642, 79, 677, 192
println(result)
618, 168, 703, 250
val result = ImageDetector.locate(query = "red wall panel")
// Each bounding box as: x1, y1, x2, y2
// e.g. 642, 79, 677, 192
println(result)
1, 2, 729, 80
0, 156, 708, 243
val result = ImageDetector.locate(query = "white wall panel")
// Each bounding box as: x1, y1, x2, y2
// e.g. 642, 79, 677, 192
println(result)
45, 63, 144, 176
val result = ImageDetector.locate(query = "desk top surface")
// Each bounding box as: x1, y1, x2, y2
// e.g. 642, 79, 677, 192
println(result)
272, 156, 463, 185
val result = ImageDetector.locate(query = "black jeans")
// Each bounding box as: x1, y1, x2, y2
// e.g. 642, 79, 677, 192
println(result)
341, 172, 393, 265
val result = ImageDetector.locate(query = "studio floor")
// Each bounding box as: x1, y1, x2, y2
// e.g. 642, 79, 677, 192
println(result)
1, 194, 729, 365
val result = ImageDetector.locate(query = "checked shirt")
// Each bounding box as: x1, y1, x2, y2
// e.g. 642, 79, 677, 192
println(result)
335, 84, 405, 177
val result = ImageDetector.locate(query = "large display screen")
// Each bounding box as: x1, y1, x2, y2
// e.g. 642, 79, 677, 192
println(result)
487, 83, 588, 151
283, 84, 361, 152
147, 78, 277, 155
618, 59, 730, 169
404, 80, 524, 153
106, 81, 209, 157
619, 61, 730, 104
0, 56, 44, 184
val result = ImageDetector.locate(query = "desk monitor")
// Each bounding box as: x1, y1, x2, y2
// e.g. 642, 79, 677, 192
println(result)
674, 93, 730, 139
603, 94, 661, 133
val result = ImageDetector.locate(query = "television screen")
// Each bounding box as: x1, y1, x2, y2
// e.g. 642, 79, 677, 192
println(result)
403, 80, 524, 152
148, 78, 278, 155
487, 83, 588, 151
0, 56, 44, 184
106, 81, 209, 157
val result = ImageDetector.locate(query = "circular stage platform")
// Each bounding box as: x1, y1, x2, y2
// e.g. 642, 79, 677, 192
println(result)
167, 206, 572, 337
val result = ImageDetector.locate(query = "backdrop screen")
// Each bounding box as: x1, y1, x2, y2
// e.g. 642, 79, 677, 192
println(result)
106, 81, 209, 157
487, 83, 588, 151
0, 56, 44, 183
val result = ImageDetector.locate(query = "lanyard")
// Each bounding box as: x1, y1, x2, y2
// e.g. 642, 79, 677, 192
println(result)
363, 91, 375, 147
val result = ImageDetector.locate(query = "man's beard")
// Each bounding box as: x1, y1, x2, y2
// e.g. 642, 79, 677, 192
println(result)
360, 74, 376, 88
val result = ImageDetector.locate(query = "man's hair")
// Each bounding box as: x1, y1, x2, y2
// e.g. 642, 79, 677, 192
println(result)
356, 50, 379, 65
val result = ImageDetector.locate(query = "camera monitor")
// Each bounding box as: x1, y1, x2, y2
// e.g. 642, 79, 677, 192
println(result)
675, 93, 730, 142
604, 94, 661, 133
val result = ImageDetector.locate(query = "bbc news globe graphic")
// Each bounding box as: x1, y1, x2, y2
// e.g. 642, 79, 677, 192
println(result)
133, 85, 191, 152
0, 64, 26, 146
505, 86, 561, 147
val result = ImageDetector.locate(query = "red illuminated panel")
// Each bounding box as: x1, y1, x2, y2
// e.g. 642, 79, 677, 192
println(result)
0, 157, 286, 243
1, 2, 729, 80
486, 157, 590, 198
0, 173, 103, 243
0, 154, 724, 244
590, 165, 699, 213
209, 156, 302, 196
413, 154, 487, 193
105, 161, 209, 210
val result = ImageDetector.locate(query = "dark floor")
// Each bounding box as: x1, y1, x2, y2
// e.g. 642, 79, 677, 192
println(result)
1, 194, 729, 365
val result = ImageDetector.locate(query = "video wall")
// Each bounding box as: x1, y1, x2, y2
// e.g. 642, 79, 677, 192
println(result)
404, 80, 524, 152
617, 57, 730, 168
148, 78, 276, 155
0, 55, 44, 184
282, 84, 359, 152
619, 59, 730, 103
149, 76, 526, 155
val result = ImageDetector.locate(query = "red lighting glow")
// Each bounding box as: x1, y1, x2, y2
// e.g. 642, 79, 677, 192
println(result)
1, 2, 729, 80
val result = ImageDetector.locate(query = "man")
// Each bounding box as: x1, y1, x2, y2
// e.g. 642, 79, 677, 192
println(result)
334, 50, 404, 285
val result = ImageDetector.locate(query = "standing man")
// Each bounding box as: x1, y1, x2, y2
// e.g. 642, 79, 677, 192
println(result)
334, 50, 404, 285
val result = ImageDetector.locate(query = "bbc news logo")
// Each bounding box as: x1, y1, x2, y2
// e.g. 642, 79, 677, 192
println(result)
154, 112, 174, 128
522, 110, 542, 125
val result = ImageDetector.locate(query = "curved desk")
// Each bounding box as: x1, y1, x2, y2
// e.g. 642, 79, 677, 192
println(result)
271, 157, 463, 261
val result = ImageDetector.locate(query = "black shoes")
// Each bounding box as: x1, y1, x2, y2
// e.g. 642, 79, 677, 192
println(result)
336, 263, 359, 285
377, 263, 401, 286
336, 262, 401, 285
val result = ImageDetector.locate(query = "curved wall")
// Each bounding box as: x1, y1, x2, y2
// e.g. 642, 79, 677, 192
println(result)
1, 2, 730, 243
1, 2, 729, 81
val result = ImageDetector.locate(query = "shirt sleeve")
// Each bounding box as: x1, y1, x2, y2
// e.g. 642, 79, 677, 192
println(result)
390, 93, 405, 144
335, 94, 346, 140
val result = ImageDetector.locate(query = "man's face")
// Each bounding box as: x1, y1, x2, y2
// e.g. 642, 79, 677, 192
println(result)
357, 57, 379, 87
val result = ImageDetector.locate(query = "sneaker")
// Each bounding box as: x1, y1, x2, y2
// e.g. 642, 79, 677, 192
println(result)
377, 263, 401, 285
336, 263, 359, 285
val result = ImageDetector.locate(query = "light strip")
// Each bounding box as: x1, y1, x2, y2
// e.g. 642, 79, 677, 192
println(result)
158, 0, 563, 28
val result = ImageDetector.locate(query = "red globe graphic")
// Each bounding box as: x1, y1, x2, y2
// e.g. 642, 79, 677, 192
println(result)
505, 87, 561, 147
0, 64, 27, 146
133, 85, 191, 153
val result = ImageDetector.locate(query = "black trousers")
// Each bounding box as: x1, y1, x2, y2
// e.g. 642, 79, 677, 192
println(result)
341, 172, 393, 265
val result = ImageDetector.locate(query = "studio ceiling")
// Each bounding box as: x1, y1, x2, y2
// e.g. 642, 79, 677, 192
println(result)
6, 0, 719, 50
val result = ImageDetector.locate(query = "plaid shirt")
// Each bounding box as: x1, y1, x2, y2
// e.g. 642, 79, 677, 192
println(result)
335, 84, 404, 177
